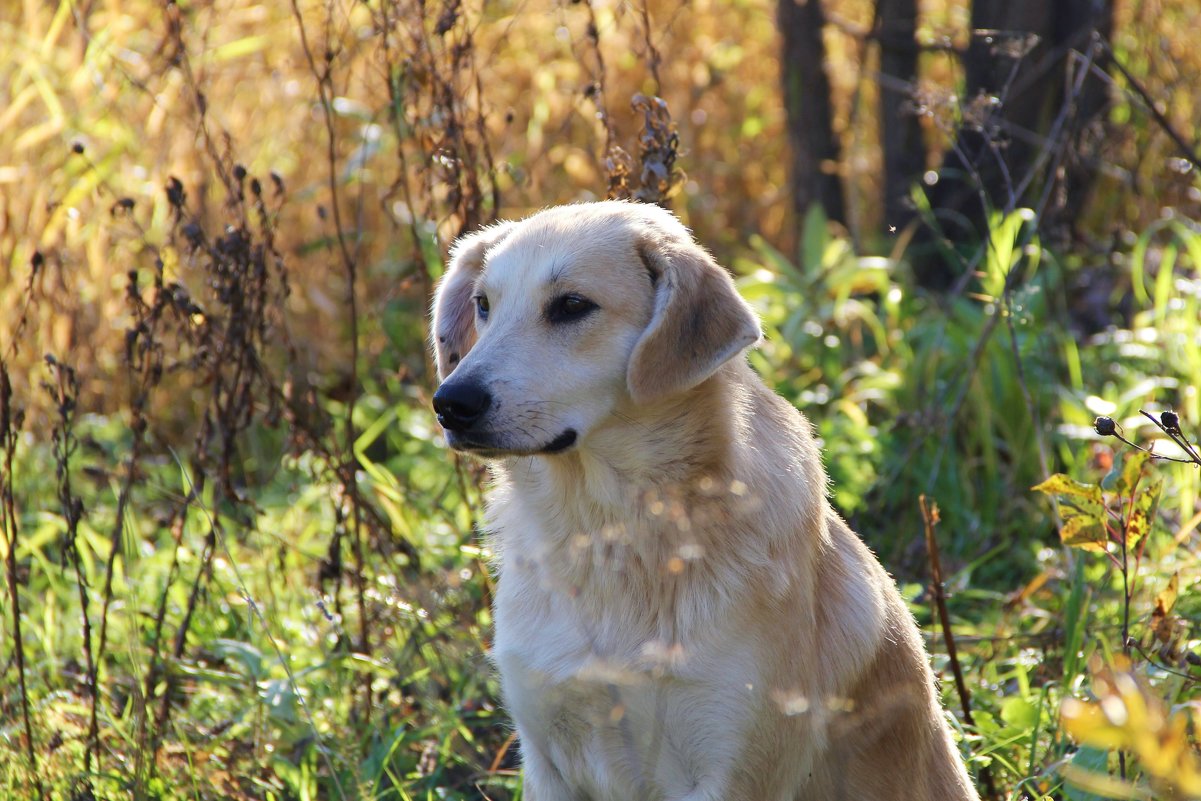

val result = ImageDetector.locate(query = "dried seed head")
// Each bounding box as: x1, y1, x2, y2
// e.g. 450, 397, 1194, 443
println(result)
182, 222, 204, 247
166, 177, 186, 208
1160, 410, 1180, 432
1094, 416, 1117, 436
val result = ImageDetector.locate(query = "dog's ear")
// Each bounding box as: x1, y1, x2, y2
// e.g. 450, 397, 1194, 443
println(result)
627, 235, 761, 404
430, 221, 515, 380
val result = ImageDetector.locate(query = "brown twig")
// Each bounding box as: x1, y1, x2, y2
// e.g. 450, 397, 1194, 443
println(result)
919, 494, 998, 800
154, 490, 215, 751
1098, 37, 1201, 174
1093, 411, 1201, 467
637, 0, 662, 94
580, 0, 618, 168
95, 266, 163, 728
45, 357, 98, 775
0, 363, 44, 799
142, 491, 191, 758
288, 0, 375, 730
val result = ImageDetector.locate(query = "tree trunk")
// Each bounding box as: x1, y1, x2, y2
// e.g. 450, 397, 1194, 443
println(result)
876, 0, 926, 230
1054, 0, 1115, 232
914, 0, 1114, 288
778, 0, 846, 231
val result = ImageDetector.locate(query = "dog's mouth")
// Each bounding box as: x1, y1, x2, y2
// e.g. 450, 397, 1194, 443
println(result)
445, 428, 578, 457
540, 429, 578, 454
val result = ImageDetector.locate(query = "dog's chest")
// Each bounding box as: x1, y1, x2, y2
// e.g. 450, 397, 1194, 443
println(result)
492, 545, 763, 800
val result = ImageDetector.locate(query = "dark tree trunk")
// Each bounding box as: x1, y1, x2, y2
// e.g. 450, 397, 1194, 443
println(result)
876, 0, 926, 230
778, 0, 846, 231
1055, 0, 1116, 229
915, 0, 1114, 289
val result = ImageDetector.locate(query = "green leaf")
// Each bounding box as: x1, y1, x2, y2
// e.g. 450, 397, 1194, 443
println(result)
800, 202, 828, 275
1033, 474, 1105, 519
1063, 558, 1091, 684
1063, 746, 1114, 801
210, 638, 265, 680
1114, 449, 1153, 498
1000, 696, 1039, 729
1125, 478, 1163, 550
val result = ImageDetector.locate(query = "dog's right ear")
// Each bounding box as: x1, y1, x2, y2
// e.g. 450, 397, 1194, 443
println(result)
627, 234, 761, 404
430, 221, 515, 380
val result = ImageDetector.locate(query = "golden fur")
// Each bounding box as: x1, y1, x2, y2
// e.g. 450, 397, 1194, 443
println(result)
430, 201, 980, 800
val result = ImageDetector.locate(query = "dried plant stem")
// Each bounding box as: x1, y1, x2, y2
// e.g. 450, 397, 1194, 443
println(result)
94, 430, 142, 689
637, 0, 662, 93
919, 494, 998, 800
143, 494, 190, 758
377, 1, 435, 323
1119, 542, 1130, 782
1099, 37, 1201, 173
288, 0, 373, 726
155, 511, 215, 747
47, 359, 98, 773
1, 364, 44, 799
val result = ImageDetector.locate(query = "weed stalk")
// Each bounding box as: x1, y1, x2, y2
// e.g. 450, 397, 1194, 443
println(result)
920, 494, 998, 799
0, 363, 44, 799
45, 357, 98, 775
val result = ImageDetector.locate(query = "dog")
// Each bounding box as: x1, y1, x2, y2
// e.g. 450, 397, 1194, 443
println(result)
430, 201, 980, 800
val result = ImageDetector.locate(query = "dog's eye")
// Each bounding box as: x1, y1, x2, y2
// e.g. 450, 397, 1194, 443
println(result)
474, 294, 490, 320
547, 293, 598, 323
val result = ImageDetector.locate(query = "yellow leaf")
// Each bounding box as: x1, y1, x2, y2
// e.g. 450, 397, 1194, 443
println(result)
207, 34, 272, 63
1062, 657, 1201, 797
1032, 474, 1104, 502
1062, 698, 1128, 750
1153, 573, 1178, 618
1059, 515, 1108, 552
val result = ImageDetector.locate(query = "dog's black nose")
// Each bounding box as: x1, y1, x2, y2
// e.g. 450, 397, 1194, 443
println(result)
433, 381, 492, 431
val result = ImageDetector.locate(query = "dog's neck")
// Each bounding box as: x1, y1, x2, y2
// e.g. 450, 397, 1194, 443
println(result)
502, 361, 750, 515
484, 359, 829, 644
486, 360, 824, 639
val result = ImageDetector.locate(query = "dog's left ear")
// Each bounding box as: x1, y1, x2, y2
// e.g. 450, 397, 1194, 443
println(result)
430, 221, 515, 380
627, 235, 761, 404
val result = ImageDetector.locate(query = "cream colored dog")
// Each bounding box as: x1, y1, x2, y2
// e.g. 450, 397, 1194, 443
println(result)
430, 201, 980, 801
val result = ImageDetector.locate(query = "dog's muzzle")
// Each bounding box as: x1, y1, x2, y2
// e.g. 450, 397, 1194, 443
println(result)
432, 379, 578, 455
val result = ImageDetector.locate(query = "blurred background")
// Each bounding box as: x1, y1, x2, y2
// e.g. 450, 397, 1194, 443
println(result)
2, 1, 1200, 799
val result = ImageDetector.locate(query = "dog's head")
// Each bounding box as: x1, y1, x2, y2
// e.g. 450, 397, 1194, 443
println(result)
429, 201, 760, 457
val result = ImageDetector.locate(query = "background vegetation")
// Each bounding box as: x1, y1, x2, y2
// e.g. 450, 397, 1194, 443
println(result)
1, 0, 1199, 799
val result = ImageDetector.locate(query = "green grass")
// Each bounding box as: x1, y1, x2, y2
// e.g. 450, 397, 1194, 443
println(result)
2, 209, 1201, 800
